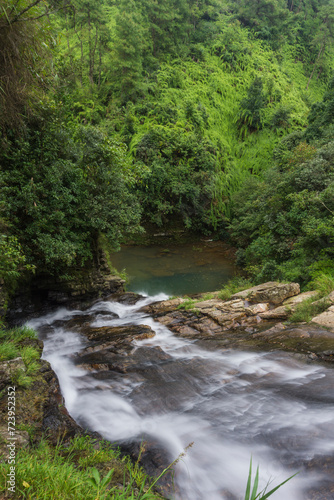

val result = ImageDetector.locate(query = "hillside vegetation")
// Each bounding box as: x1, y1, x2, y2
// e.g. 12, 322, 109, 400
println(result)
1, 0, 334, 290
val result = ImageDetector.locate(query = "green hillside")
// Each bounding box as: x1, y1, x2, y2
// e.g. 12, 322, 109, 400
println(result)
1, 0, 334, 288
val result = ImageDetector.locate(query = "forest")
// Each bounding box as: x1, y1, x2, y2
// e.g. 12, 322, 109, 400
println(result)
1, 0, 334, 291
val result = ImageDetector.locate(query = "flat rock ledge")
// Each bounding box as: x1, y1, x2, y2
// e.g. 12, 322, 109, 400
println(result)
141, 282, 334, 362
143, 282, 303, 325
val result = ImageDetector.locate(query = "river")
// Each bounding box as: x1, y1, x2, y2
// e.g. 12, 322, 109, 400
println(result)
28, 290, 334, 499
110, 241, 236, 296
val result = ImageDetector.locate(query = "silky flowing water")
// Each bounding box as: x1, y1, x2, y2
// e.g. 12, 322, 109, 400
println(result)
28, 293, 334, 500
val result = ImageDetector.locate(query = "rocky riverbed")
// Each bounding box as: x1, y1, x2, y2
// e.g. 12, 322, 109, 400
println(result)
15, 282, 333, 499
2, 281, 334, 499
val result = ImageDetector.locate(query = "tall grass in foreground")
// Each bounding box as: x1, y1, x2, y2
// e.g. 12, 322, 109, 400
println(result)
245, 459, 297, 500
0, 437, 163, 499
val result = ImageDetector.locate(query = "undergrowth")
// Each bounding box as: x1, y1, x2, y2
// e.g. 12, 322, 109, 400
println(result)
0, 436, 164, 500
0, 325, 40, 387
290, 296, 331, 323
177, 297, 197, 310
218, 277, 253, 301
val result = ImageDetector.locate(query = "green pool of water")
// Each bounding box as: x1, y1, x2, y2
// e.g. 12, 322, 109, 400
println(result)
111, 241, 237, 296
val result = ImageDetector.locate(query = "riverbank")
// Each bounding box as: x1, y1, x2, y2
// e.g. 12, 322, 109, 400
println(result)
144, 281, 334, 364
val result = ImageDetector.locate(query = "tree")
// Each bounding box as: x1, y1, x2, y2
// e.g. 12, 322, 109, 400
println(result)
0, 0, 52, 128
236, 77, 267, 137
0, 121, 141, 274
305, 0, 334, 89
112, 0, 147, 97
232, 0, 291, 46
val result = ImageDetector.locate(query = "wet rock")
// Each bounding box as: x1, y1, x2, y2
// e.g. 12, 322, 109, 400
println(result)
119, 438, 175, 497
253, 323, 286, 338
83, 324, 154, 343
76, 345, 171, 374
63, 313, 100, 332
142, 298, 185, 314
40, 360, 83, 443
232, 282, 300, 305
111, 292, 145, 305
74, 325, 156, 362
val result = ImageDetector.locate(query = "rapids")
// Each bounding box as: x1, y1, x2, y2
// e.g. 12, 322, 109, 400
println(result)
28, 294, 334, 499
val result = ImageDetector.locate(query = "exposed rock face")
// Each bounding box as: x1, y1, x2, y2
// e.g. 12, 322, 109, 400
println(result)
74, 324, 158, 373
0, 355, 82, 457
144, 282, 302, 333
245, 303, 269, 316
0, 357, 26, 392
232, 281, 300, 304
259, 306, 290, 320
312, 305, 334, 329
140, 283, 334, 363
283, 290, 318, 306
5, 269, 125, 325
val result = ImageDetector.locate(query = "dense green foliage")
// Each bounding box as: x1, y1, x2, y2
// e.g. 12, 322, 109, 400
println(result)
230, 87, 334, 285
0, 121, 141, 276
1, 0, 334, 287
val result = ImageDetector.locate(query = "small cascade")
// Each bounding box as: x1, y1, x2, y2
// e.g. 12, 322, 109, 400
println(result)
28, 294, 334, 499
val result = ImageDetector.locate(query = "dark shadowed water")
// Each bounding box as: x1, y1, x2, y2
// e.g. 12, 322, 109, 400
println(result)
111, 241, 237, 296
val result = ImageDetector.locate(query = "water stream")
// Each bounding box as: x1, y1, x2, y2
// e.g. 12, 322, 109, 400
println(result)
28, 294, 334, 499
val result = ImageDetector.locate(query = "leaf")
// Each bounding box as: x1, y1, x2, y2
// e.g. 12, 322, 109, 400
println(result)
100, 468, 114, 488
245, 458, 252, 500
251, 466, 259, 499
91, 467, 101, 486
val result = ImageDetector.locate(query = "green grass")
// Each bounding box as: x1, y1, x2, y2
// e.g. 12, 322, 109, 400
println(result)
218, 277, 253, 301
290, 271, 334, 323
0, 324, 40, 386
0, 341, 20, 361
0, 437, 164, 500
0, 324, 36, 343
201, 293, 215, 301
290, 296, 331, 323
309, 272, 334, 298
177, 298, 197, 311
21, 346, 40, 375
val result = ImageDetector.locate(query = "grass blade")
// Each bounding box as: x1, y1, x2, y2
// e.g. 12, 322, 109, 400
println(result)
245, 457, 252, 500
251, 466, 259, 499
257, 473, 299, 499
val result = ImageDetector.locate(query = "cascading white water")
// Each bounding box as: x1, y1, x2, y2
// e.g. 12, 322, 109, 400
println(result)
28, 294, 334, 499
